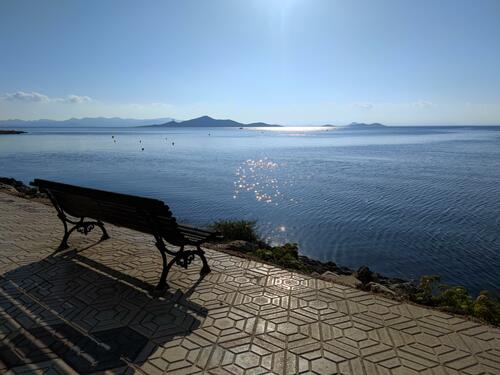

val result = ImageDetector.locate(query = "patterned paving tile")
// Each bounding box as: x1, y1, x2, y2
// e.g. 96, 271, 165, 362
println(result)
1, 192, 499, 374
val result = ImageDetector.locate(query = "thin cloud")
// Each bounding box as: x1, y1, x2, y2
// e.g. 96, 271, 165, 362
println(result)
412, 100, 434, 109
354, 103, 374, 110
67, 95, 92, 103
3, 91, 49, 102
1, 91, 92, 104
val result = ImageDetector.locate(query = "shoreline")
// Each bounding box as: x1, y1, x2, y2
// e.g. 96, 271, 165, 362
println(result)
0, 130, 26, 135
0, 176, 410, 294
1, 176, 498, 325
205, 240, 413, 298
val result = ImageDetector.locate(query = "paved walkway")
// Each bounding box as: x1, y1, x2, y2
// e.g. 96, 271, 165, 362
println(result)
0, 192, 499, 374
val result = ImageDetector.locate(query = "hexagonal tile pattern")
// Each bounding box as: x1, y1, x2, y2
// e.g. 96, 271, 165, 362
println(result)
0, 192, 499, 374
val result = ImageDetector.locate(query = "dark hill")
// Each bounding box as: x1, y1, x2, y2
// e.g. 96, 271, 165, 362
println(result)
145, 116, 281, 128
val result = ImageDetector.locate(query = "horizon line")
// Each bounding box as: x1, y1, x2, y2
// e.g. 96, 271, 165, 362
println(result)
1, 115, 500, 127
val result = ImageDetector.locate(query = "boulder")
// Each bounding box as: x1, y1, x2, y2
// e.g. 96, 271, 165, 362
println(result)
321, 271, 362, 288
0, 183, 18, 194
387, 282, 418, 298
226, 240, 258, 253
356, 265, 375, 285
366, 282, 397, 297
0, 177, 46, 198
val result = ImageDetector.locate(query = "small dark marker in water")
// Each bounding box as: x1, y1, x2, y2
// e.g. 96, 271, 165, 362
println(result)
172, 142, 175, 146
141, 147, 144, 151
111, 135, 114, 138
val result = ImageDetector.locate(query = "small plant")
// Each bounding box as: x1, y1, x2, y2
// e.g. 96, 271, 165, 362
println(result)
437, 285, 473, 314
211, 220, 259, 242
472, 291, 500, 325
411, 275, 500, 325
412, 275, 441, 305
251, 243, 306, 271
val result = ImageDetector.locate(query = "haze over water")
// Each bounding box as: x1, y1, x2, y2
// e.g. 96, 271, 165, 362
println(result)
1, 125, 499, 294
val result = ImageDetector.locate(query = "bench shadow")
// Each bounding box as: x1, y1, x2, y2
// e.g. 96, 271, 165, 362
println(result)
0, 243, 208, 374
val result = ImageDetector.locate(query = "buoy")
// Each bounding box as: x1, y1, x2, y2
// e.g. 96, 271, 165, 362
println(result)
141, 147, 144, 151
172, 142, 175, 146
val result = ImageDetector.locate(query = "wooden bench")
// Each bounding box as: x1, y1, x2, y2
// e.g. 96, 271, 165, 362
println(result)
31, 179, 220, 290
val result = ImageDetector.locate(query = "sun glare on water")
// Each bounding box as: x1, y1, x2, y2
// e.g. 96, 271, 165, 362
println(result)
247, 126, 335, 132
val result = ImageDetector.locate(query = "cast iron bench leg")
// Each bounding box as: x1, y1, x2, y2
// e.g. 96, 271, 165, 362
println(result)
154, 241, 175, 290
57, 216, 110, 251
58, 218, 71, 251
96, 221, 110, 241
197, 246, 211, 276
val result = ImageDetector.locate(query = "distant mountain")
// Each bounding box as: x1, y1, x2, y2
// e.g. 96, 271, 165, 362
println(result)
144, 116, 281, 128
0, 117, 174, 128
344, 122, 386, 129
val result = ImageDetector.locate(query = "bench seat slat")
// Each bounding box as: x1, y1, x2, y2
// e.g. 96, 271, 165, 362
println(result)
178, 225, 214, 236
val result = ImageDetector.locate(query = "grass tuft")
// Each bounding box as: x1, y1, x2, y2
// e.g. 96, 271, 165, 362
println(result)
211, 220, 259, 242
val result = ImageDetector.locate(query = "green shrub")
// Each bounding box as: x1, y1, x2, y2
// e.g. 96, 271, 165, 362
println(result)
412, 275, 441, 305
473, 291, 500, 325
251, 243, 306, 271
211, 220, 259, 242
411, 276, 500, 325
437, 285, 473, 314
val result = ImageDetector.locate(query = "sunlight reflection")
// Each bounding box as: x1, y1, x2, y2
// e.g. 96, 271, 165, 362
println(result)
234, 158, 284, 204
247, 126, 335, 132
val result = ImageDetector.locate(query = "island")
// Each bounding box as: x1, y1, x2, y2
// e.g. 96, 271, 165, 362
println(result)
343, 122, 387, 129
0, 130, 26, 135
142, 116, 282, 128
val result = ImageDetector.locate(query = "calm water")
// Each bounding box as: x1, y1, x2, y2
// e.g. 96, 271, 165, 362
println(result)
1, 126, 499, 294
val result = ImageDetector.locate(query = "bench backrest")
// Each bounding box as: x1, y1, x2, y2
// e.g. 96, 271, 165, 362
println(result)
32, 179, 182, 241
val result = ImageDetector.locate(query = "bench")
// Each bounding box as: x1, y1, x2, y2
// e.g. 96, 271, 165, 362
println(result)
30, 179, 220, 290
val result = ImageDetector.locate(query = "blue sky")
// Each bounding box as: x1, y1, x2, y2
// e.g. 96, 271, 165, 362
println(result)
1, 0, 499, 125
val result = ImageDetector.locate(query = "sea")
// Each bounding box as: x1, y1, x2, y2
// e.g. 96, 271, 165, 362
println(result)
1, 125, 499, 294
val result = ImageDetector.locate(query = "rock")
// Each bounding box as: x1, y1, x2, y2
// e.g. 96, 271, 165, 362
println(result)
321, 271, 362, 288
356, 265, 375, 285
338, 266, 353, 275
298, 256, 354, 275
387, 282, 418, 298
226, 240, 258, 253
0, 183, 18, 194
204, 240, 259, 254
0, 177, 46, 199
321, 271, 339, 281
366, 282, 397, 296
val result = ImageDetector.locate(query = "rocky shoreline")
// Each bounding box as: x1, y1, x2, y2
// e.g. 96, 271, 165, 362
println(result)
0, 177, 47, 200
1, 176, 498, 325
0, 130, 26, 135
206, 239, 417, 300
0, 176, 416, 298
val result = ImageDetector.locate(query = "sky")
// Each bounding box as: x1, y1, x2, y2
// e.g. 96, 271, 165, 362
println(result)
0, 0, 499, 125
